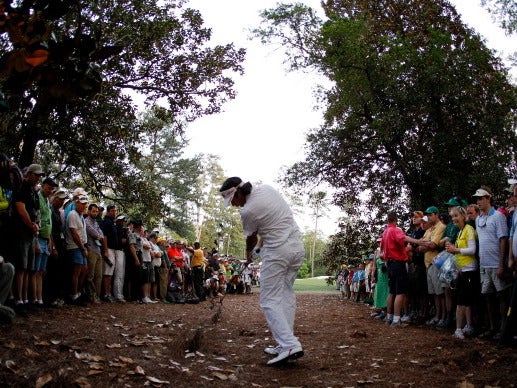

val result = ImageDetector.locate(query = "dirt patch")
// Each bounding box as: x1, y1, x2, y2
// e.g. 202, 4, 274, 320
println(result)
0, 292, 516, 387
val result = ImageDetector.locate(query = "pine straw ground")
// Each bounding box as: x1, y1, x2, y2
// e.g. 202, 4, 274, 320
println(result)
0, 291, 516, 387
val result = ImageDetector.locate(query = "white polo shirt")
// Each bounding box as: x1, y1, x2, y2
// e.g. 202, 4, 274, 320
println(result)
240, 184, 299, 249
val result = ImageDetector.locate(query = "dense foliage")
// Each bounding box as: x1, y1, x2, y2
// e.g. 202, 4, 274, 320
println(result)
0, 0, 245, 226
253, 0, 517, 223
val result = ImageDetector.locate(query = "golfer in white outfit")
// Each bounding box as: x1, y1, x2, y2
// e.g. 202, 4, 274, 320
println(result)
220, 177, 305, 366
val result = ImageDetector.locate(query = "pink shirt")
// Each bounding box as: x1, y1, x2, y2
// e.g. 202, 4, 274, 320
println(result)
381, 224, 408, 262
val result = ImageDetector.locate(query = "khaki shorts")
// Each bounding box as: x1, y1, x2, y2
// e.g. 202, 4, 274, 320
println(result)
426, 264, 444, 295
480, 267, 512, 294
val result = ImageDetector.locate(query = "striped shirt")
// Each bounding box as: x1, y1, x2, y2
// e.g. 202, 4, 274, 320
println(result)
476, 207, 508, 268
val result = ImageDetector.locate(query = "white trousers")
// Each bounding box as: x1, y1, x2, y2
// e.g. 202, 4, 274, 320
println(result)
109, 249, 126, 299
259, 234, 305, 350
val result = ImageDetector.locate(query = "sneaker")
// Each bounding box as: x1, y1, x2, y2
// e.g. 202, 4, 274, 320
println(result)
426, 317, 439, 326
400, 314, 411, 323
390, 320, 407, 328
462, 324, 474, 336
385, 318, 393, 326
115, 297, 126, 303
102, 294, 114, 302
374, 311, 386, 320
436, 319, 447, 328
141, 297, 151, 304
51, 299, 65, 307
266, 346, 304, 366
70, 293, 81, 301
264, 346, 282, 356
453, 329, 465, 339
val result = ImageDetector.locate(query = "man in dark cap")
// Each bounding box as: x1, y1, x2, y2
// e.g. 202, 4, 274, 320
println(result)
11, 164, 44, 312
31, 177, 58, 306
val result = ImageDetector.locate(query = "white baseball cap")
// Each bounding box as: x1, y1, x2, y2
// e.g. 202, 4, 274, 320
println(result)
472, 188, 491, 197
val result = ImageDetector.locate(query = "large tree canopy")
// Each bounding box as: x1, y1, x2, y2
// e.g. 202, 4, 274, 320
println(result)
0, 0, 245, 216
253, 0, 517, 217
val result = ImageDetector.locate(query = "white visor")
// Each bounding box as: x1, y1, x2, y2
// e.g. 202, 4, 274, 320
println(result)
221, 187, 237, 207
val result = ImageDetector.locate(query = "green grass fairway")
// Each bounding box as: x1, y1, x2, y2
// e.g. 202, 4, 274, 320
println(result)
293, 276, 337, 292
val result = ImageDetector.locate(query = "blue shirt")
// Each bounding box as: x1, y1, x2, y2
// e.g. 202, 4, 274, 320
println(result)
476, 207, 508, 268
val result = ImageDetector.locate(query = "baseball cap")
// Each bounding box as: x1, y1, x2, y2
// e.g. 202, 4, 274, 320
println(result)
424, 206, 439, 214
444, 197, 461, 207
422, 215, 429, 222
26, 164, 44, 175
472, 188, 491, 198
42, 177, 58, 187
72, 187, 88, 198
53, 189, 68, 199
76, 194, 89, 204
116, 215, 126, 221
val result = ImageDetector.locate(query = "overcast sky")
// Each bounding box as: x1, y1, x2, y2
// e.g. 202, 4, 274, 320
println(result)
184, 0, 516, 236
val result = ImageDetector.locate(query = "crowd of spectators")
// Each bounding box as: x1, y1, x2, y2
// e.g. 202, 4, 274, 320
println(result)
0, 157, 259, 323
337, 181, 517, 343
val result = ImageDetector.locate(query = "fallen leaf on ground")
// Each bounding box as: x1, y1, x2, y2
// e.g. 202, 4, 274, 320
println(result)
74, 377, 91, 388
34, 340, 51, 346
212, 371, 228, 380
36, 372, 53, 388
88, 362, 104, 370
5, 360, 20, 374
135, 365, 145, 375
25, 348, 40, 357
146, 376, 170, 384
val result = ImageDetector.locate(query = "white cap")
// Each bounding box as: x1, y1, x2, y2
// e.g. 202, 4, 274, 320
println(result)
76, 194, 89, 204
472, 188, 491, 197
72, 187, 88, 198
